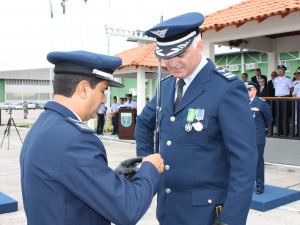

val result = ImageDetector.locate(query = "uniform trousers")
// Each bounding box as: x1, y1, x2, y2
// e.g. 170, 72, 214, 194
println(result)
256, 143, 265, 189
97, 113, 105, 135
112, 113, 118, 135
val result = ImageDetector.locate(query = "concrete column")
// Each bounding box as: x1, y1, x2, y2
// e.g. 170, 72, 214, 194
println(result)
268, 39, 278, 79
136, 67, 146, 115
203, 42, 215, 63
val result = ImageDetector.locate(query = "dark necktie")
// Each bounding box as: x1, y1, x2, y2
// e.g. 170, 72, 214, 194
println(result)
174, 79, 185, 110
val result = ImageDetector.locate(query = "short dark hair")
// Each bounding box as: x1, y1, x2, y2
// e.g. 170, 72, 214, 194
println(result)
53, 74, 102, 97
255, 68, 261, 72
242, 73, 248, 78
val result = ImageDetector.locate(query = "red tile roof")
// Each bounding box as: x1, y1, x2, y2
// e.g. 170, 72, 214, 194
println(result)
116, 43, 166, 70
201, 0, 300, 32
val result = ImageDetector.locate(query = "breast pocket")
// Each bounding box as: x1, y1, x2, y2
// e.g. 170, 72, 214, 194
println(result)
181, 117, 209, 145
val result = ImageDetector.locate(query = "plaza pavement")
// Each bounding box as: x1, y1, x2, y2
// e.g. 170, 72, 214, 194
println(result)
0, 109, 300, 225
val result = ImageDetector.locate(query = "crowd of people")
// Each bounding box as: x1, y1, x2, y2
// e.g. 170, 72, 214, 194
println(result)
241, 66, 300, 137
95, 93, 150, 136
241, 66, 300, 98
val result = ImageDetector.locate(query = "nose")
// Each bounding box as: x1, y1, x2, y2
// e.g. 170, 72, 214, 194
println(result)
102, 95, 107, 104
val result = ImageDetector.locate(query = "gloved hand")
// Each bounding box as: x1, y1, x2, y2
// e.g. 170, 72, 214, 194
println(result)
212, 219, 228, 225
114, 157, 143, 181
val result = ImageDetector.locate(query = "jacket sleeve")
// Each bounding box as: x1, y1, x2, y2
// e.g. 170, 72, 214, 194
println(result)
135, 95, 157, 157
60, 134, 161, 225
217, 80, 258, 225
262, 101, 273, 128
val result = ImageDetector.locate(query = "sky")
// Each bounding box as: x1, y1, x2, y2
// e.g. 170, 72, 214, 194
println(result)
0, 0, 243, 71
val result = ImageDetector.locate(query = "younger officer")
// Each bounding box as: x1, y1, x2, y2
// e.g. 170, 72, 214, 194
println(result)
135, 12, 257, 225
20, 51, 164, 225
246, 81, 273, 194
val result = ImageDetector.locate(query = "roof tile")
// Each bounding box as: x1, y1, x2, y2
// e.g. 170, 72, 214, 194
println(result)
201, 0, 300, 32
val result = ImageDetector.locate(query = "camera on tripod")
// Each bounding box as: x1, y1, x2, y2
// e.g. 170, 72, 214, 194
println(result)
5, 108, 12, 114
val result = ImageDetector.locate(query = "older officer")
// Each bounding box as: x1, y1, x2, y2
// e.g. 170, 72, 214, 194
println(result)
20, 51, 164, 225
247, 81, 273, 194
135, 12, 257, 225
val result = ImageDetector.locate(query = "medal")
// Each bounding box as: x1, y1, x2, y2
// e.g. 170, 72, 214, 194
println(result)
193, 109, 204, 132
185, 108, 196, 132
185, 123, 193, 132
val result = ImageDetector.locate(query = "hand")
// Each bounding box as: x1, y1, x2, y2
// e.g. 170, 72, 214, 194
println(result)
212, 219, 228, 225
142, 153, 164, 174
114, 157, 143, 180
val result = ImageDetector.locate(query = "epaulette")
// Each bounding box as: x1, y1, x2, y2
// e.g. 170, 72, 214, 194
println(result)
258, 97, 266, 101
161, 74, 173, 82
66, 117, 95, 133
214, 66, 237, 81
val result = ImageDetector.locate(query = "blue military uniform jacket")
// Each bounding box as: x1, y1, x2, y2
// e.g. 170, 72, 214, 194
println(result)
20, 101, 161, 225
135, 59, 257, 225
250, 96, 273, 144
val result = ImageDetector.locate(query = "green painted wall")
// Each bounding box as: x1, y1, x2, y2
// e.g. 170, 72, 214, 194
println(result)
0, 80, 4, 102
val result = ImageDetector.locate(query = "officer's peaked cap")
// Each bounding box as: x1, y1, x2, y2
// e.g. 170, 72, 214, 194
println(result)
277, 65, 287, 71
245, 81, 258, 89
144, 12, 204, 59
47, 51, 124, 88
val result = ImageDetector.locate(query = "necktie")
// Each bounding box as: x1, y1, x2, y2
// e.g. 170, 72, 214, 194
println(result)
174, 79, 185, 110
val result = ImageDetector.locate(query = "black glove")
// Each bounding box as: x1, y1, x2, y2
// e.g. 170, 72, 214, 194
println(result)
114, 157, 143, 181
212, 219, 228, 225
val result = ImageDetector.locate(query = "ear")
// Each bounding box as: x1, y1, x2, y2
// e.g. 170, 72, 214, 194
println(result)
76, 80, 90, 99
197, 40, 204, 53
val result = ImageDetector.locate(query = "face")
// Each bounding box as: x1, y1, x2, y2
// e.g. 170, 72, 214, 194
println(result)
295, 74, 300, 80
248, 87, 257, 98
258, 79, 265, 86
255, 70, 261, 76
241, 74, 248, 81
271, 72, 277, 80
86, 81, 108, 120
162, 40, 203, 79
278, 69, 285, 76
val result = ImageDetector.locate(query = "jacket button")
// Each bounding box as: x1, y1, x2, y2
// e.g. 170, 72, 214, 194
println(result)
167, 140, 172, 146
208, 199, 212, 204
165, 165, 170, 170
170, 116, 175, 122
166, 188, 171, 193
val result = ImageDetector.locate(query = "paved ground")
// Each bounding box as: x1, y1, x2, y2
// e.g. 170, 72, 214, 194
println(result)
0, 109, 300, 225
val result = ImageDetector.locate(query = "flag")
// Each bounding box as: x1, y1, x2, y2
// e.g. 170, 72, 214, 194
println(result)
50, 2, 53, 18
61, 0, 66, 14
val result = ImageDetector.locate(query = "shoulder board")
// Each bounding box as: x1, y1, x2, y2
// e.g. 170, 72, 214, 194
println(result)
161, 74, 173, 82
66, 117, 95, 134
214, 67, 238, 81
258, 97, 266, 101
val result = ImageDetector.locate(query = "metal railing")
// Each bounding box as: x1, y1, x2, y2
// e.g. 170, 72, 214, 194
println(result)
263, 97, 300, 139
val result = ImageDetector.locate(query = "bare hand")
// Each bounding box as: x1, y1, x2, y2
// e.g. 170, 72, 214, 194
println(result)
143, 154, 164, 174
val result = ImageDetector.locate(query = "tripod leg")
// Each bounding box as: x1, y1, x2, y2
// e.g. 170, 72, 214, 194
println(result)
11, 118, 23, 144
0, 119, 11, 149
